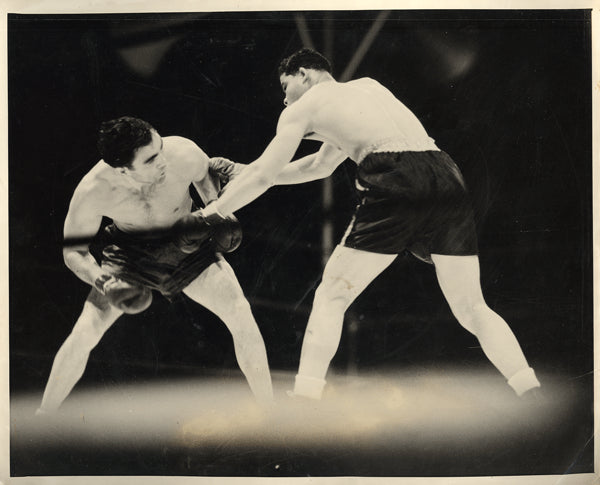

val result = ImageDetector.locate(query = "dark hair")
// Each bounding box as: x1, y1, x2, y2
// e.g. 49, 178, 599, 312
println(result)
97, 116, 155, 168
278, 48, 332, 77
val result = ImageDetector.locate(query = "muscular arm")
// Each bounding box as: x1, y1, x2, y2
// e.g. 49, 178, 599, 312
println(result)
274, 143, 347, 185
188, 148, 216, 206
212, 106, 308, 215
62, 185, 107, 287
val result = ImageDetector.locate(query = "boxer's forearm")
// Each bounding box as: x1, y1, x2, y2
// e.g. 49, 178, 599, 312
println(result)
274, 153, 325, 185
63, 249, 105, 287
214, 130, 301, 214
275, 144, 347, 185
213, 162, 275, 215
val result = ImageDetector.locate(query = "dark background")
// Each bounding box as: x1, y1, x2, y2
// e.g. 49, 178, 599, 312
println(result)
7, 9, 594, 477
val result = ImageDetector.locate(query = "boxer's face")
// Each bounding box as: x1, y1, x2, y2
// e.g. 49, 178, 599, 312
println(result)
124, 130, 167, 184
280, 68, 310, 106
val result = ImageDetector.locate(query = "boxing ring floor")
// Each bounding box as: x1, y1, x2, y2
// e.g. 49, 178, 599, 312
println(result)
9, 366, 593, 478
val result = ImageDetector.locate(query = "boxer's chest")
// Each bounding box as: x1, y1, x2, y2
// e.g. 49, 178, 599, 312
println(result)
107, 176, 192, 229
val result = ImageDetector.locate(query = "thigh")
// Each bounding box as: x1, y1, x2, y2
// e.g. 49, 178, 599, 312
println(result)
321, 245, 397, 298
342, 195, 416, 255
72, 288, 123, 338
182, 256, 247, 318
431, 254, 484, 307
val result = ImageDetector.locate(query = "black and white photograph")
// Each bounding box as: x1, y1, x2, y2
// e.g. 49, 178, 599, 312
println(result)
1, 1, 597, 483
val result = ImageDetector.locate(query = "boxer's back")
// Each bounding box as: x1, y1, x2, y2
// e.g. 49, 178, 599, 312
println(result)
301, 77, 437, 162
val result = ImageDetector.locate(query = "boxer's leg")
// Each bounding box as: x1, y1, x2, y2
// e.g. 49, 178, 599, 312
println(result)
293, 245, 397, 399
431, 253, 540, 396
183, 258, 273, 405
37, 289, 123, 414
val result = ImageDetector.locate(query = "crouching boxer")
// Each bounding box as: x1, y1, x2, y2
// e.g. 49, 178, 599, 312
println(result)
36, 116, 273, 415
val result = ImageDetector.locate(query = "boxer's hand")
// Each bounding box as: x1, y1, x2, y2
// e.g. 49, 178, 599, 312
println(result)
94, 275, 152, 314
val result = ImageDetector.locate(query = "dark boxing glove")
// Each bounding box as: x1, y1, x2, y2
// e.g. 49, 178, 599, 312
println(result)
172, 205, 242, 254
172, 212, 213, 254
94, 275, 153, 314
212, 214, 242, 253
201, 202, 243, 253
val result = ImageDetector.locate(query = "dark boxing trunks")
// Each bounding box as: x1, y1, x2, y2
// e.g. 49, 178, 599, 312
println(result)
341, 150, 478, 262
100, 224, 219, 298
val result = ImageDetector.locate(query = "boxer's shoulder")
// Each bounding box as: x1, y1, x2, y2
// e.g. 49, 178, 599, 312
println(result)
164, 136, 207, 160
75, 164, 115, 201
164, 136, 209, 179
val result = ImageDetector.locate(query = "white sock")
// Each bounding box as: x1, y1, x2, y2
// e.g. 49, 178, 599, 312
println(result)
293, 374, 326, 400
507, 367, 541, 396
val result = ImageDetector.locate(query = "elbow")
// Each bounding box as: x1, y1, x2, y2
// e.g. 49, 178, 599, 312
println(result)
63, 248, 74, 270
63, 247, 85, 271
324, 165, 337, 178
319, 155, 345, 179
318, 164, 337, 180
256, 173, 276, 190
248, 164, 277, 190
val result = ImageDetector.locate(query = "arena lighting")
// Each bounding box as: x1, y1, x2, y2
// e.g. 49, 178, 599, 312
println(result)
118, 37, 183, 78
107, 15, 208, 78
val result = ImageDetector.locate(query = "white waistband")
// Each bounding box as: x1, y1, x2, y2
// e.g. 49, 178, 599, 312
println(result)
356, 136, 438, 163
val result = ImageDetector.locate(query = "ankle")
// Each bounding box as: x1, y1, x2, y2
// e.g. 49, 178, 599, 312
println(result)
507, 367, 540, 396
293, 374, 326, 400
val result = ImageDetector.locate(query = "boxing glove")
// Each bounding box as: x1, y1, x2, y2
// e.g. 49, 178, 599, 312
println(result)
172, 207, 242, 254
208, 157, 246, 191
94, 275, 153, 314
172, 212, 213, 254
212, 214, 242, 253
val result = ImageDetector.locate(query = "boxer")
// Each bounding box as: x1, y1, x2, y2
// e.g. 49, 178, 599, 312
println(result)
36, 116, 273, 415
203, 48, 541, 401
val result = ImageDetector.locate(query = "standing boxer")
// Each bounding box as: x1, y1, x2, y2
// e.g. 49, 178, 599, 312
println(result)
203, 48, 541, 401
37, 116, 273, 414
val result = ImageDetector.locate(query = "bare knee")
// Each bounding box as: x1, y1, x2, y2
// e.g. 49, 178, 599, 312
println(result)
450, 299, 491, 334
314, 277, 356, 312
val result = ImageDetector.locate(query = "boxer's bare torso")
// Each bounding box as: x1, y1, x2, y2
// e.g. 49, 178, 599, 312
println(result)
286, 77, 438, 163
66, 135, 209, 241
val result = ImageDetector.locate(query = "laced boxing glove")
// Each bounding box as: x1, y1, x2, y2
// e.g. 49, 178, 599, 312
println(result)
173, 205, 242, 254
171, 212, 213, 254
201, 201, 243, 253
212, 214, 242, 253
94, 275, 153, 314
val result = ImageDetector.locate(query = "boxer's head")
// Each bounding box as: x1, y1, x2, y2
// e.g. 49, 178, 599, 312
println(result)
98, 116, 166, 184
278, 48, 332, 77
97, 116, 156, 169
278, 48, 333, 106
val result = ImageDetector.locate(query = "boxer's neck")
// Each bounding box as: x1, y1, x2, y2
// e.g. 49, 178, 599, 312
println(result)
119, 170, 163, 196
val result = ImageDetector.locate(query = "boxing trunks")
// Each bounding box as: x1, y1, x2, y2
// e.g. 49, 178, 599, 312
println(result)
341, 150, 478, 263
100, 223, 219, 298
